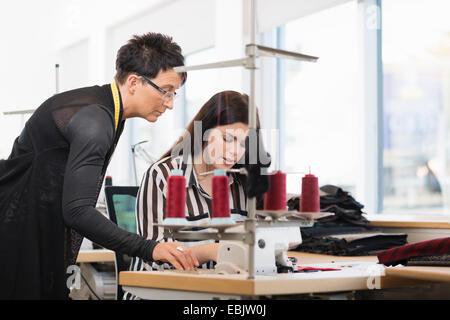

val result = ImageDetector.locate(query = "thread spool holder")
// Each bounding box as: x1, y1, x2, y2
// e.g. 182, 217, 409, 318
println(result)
161, 219, 305, 246
171, 0, 318, 279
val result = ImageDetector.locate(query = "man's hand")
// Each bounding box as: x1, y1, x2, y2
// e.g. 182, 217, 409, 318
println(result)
152, 242, 200, 271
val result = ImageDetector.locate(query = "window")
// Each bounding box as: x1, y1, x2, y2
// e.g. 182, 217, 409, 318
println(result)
183, 47, 245, 125
279, 2, 360, 197
382, 0, 450, 215
184, 47, 220, 123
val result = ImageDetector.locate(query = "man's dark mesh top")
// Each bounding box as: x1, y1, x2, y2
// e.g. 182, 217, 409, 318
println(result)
0, 84, 157, 299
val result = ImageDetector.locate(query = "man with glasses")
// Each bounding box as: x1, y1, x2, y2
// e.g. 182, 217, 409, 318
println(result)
0, 32, 199, 300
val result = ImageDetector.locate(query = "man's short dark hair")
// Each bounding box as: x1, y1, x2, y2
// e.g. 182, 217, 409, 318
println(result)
115, 32, 186, 85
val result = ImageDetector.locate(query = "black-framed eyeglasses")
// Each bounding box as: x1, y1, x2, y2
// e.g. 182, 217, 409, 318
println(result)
139, 74, 179, 101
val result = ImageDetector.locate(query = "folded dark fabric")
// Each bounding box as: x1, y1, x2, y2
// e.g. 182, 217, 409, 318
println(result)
288, 184, 368, 227
316, 205, 369, 227
319, 185, 364, 211
288, 185, 409, 256
293, 231, 407, 256
342, 234, 407, 256
300, 225, 369, 238
407, 253, 450, 266
377, 237, 450, 266
293, 236, 349, 256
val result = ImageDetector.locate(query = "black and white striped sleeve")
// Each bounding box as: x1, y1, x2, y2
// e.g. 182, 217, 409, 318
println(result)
136, 158, 178, 242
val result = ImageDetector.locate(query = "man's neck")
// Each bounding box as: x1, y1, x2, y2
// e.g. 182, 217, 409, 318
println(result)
117, 82, 132, 119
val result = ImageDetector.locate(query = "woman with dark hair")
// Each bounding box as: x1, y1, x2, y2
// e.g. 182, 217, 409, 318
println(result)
123, 90, 262, 299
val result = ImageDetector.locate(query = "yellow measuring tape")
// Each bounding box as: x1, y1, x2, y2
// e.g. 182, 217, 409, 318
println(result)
110, 81, 121, 132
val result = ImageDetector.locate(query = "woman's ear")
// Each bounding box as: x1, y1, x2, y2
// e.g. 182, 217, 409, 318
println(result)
126, 74, 140, 94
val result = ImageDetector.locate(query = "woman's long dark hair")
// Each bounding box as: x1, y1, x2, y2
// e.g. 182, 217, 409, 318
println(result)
160, 90, 260, 162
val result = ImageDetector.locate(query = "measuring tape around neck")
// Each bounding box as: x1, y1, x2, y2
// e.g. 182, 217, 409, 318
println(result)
110, 81, 120, 132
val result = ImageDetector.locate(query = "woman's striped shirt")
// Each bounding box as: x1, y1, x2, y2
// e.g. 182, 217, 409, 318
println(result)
123, 154, 248, 300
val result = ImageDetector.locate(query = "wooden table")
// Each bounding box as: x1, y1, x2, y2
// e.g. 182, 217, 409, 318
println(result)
76, 249, 115, 263
367, 214, 450, 229
119, 252, 433, 299
385, 265, 450, 283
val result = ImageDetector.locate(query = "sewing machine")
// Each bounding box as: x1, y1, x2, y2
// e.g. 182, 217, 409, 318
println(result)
163, 211, 332, 277
215, 223, 301, 275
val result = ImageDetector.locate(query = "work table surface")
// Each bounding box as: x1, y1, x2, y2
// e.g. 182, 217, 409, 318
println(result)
119, 252, 438, 297
76, 249, 115, 263
366, 214, 450, 229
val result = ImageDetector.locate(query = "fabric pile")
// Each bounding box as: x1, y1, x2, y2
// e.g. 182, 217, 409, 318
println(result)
289, 185, 408, 256
377, 237, 450, 266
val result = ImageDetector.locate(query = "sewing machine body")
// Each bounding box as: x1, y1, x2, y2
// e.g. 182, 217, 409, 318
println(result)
215, 224, 302, 275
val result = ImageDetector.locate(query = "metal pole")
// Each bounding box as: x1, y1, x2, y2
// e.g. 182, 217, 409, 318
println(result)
55, 64, 60, 94
248, 0, 257, 218
131, 145, 139, 186
247, 0, 257, 280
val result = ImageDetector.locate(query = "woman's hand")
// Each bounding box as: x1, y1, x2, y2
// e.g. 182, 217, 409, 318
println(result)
152, 242, 200, 271
190, 243, 219, 265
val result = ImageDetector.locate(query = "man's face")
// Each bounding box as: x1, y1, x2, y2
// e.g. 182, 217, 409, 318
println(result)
133, 69, 182, 122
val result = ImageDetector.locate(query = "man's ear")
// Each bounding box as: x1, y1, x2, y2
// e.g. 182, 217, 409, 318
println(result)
126, 74, 140, 94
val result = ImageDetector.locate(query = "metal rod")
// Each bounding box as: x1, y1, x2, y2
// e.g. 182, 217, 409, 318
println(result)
198, 168, 247, 176
246, 44, 319, 63
247, 0, 257, 280
173, 57, 251, 73
250, 0, 255, 44
3, 109, 35, 115
55, 64, 60, 94
164, 231, 248, 242
166, 0, 319, 281
172, 45, 317, 74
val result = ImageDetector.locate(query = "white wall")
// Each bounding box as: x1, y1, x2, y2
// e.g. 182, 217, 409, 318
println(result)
103, 0, 219, 186
0, 0, 248, 185
0, 1, 59, 157
0, 0, 358, 189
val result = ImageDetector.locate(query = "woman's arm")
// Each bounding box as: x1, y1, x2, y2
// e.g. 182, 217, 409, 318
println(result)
136, 161, 200, 269
62, 105, 198, 270
61, 105, 157, 262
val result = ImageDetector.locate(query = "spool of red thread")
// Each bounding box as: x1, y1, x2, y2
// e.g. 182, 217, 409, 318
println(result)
211, 169, 235, 225
300, 173, 320, 212
264, 170, 287, 211
163, 169, 187, 225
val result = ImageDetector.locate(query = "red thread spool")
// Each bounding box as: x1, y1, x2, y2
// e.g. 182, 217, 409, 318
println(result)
264, 170, 287, 211
300, 173, 320, 212
165, 170, 186, 220
212, 170, 231, 218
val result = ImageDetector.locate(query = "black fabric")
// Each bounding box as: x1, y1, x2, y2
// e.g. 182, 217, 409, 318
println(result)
292, 225, 408, 256
300, 225, 369, 238
319, 185, 364, 210
288, 185, 407, 256
407, 253, 450, 266
0, 84, 157, 300
288, 184, 369, 226
293, 234, 408, 256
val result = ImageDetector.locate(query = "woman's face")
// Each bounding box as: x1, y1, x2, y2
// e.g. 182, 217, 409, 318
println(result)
203, 122, 249, 170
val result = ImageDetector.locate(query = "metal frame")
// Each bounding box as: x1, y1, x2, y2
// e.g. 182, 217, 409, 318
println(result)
358, 0, 383, 214
171, 0, 318, 280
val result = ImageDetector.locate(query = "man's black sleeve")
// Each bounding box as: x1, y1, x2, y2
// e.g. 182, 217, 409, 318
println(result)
61, 105, 157, 262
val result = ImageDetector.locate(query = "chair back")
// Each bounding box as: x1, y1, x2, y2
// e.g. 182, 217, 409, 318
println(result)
104, 186, 139, 300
